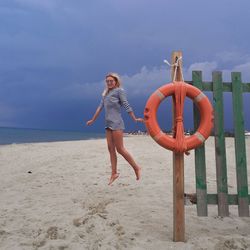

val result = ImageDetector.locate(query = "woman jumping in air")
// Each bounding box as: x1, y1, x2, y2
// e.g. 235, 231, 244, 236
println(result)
86, 73, 143, 185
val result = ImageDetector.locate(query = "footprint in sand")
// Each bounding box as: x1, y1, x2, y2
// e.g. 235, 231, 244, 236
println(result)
73, 218, 82, 227
88, 199, 114, 216
72, 217, 89, 227
0, 230, 9, 236
32, 239, 46, 248
108, 220, 125, 237
118, 183, 130, 187
46, 226, 58, 240
71, 198, 79, 204
0, 230, 10, 241
215, 238, 249, 250
86, 223, 95, 234
115, 225, 126, 237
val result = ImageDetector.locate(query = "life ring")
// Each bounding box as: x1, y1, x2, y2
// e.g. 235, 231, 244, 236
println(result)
144, 81, 213, 152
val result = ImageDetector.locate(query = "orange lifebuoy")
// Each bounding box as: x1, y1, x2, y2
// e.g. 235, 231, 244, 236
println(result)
144, 81, 213, 152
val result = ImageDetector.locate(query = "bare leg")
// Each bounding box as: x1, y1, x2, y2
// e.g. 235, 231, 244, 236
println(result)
106, 129, 119, 185
112, 130, 141, 180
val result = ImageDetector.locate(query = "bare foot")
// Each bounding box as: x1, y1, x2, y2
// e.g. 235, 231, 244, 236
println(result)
108, 173, 119, 185
134, 167, 141, 181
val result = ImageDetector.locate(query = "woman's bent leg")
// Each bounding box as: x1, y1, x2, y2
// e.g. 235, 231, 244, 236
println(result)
112, 130, 141, 180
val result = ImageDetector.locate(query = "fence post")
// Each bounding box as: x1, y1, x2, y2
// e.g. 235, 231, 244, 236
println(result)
212, 71, 229, 216
192, 71, 208, 216
231, 72, 249, 216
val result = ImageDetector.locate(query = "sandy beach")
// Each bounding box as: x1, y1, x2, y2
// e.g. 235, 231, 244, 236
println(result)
0, 136, 250, 250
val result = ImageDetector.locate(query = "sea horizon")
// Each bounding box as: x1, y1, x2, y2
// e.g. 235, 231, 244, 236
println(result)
0, 126, 105, 145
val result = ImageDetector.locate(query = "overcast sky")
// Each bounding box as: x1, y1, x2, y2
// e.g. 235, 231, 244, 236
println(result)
0, 0, 250, 132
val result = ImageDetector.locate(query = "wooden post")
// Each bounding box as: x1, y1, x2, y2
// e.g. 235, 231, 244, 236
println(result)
231, 72, 249, 216
171, 51, 185, 241
212, 71, 229, 216
192, 71, 208, 216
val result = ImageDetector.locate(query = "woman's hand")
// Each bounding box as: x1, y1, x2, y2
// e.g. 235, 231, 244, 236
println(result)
86, 119, 94, 126
86, 107, 101, 126
128, 112, 144, 123
135, 118, 144, 123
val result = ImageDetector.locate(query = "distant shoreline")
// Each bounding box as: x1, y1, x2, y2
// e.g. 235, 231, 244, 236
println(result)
1, 126, 249, 146
0, 127, 105, 145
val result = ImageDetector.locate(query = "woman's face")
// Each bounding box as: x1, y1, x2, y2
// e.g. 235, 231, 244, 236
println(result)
106, 76, 117, 90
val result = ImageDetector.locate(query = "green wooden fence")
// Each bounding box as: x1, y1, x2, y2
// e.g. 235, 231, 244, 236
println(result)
188, 71, 250, 217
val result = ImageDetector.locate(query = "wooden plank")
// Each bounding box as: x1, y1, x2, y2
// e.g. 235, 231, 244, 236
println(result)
171, 51, 185, 242
186, 82, 250, 92
212, 71, 229, 217
192, 71, 208, 216
200, 82, 233, 92
231, 72, 249, 217
189, 81, 232, 92
207, 194, 250, 205
243, 83, 250, 92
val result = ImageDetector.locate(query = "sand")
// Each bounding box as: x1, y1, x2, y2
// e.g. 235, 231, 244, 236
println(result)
0, 136, 250, 250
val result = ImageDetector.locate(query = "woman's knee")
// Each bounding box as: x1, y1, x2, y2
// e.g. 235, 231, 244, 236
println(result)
116, 146, 126, 155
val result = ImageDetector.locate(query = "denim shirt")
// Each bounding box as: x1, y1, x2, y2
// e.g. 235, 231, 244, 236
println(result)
99, 88, 133, 130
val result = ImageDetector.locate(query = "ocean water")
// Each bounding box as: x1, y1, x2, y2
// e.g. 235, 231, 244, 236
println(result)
0, 127, 105, 145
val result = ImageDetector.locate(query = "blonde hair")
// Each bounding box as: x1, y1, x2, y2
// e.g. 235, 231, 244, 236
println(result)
102, 72, 122, 96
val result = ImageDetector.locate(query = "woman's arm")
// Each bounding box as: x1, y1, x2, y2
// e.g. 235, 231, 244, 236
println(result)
86, 96, 104, 126
128, 111, 144, 123
118, 88, 144, 123
86, 106, 102, 126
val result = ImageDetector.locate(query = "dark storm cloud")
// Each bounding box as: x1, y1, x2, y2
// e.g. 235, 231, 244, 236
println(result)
0, 0, 250, 131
